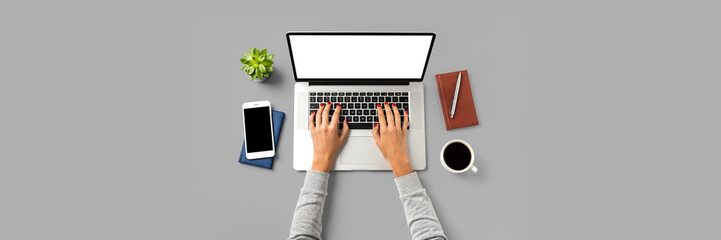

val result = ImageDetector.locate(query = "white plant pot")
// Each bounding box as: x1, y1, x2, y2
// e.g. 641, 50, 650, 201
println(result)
252, 72, 270, 83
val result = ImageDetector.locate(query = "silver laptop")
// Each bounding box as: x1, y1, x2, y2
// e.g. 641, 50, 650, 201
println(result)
289, 32, 436, 171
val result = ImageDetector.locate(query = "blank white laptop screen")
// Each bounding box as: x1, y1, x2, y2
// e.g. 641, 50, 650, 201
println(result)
289, 34, 434, 79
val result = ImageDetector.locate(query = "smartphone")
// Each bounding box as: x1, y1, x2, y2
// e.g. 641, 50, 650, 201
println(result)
242, 100, 275, 159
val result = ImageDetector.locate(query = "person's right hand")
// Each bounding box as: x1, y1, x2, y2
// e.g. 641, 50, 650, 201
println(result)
372, 102, 413, 177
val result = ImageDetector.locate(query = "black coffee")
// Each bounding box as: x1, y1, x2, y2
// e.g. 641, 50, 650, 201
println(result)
443, 142, 472, 170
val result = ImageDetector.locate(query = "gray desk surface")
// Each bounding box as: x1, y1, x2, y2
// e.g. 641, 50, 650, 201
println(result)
3, 0, 720, 240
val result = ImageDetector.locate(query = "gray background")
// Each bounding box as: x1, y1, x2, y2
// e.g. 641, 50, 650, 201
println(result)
2, 0, 720, 239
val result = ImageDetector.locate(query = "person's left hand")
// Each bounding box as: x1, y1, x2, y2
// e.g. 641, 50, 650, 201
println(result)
309, 102, 349, 173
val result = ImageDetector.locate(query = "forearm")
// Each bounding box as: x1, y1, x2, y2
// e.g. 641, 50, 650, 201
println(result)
389, 157, 413, 178
395, 172, 447, 240
310, 156, 333, 173
288, 170, 330, 240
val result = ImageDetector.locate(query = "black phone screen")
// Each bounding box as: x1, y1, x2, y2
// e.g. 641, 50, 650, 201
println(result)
244, 107, 273, 153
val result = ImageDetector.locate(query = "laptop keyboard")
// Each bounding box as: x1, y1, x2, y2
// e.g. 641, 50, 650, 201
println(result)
309, 91, 410, 129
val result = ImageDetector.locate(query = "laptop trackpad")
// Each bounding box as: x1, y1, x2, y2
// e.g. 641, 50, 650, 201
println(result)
339, 137, 383, 164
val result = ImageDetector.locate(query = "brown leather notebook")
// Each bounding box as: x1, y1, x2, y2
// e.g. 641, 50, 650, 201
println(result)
435, 70, 479, 130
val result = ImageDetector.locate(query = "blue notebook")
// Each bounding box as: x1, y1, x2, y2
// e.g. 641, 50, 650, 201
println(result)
239, 110, 285, 169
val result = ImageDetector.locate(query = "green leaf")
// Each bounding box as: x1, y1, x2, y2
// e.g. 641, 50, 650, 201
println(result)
261, 59, 273, 66
243, 53, 248, 59
268, 66, 274, 72
260, 49, 267, 56
248, 67, 255, 75
267, 54, 274, 60
259, 56, 265, 62
239, 58, 247, 64
258, 64, 266, 73
248, 48, 254, 56
252, 48, 259, 56
241, 65, 247, 71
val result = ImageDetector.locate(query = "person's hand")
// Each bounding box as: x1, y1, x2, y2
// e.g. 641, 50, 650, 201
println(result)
372, 102, 413, 177
309, 102, 350, 173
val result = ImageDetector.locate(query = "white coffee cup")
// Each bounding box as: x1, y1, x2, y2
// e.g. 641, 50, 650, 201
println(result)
440, 139, 478, 173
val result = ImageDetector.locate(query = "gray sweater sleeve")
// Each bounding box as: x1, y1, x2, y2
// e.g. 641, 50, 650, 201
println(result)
395, 172, 448, 240
288, 170, 329, 240
288, 171, 446, 240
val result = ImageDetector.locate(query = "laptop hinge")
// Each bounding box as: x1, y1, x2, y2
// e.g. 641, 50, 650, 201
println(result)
308, 80, 410, 86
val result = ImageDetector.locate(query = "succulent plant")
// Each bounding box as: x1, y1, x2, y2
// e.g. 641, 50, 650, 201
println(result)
240, 48, 274, 81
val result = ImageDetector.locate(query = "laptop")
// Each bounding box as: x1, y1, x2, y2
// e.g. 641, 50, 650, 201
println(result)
289, 32, 436, 171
